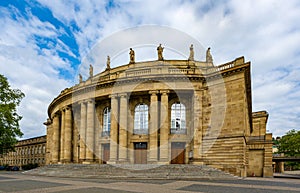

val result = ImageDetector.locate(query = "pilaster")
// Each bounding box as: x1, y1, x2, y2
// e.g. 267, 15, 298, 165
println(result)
192, 89, 204, 164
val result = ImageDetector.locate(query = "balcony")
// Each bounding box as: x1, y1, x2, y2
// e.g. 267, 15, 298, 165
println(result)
170, 128, 187, 134
133, 129, 148, 135
101, 131, 110, 137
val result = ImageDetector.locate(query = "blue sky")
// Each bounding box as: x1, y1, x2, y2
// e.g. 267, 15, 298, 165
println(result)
0, 0, 300, 138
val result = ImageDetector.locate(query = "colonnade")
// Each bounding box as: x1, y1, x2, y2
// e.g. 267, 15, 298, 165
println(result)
51, 107, 73, 163
49, 89, 175, 164
107, 90, 170, 164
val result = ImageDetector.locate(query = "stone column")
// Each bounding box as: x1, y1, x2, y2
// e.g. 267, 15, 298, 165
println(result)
159, 90, 169, 163
278, 162, 285, 173
85, 99, 95, 162
79, 101, 86, 162
149, 90, 159, 163
63, 107, 72, 163
118, 93, 128, 163
72, 109, 80, 163
60, 109, 65, 162
108, 94, 118, 164
52, 113, 60, 163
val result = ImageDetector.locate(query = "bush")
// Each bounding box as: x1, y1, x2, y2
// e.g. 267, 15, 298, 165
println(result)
21, 163, 39, 170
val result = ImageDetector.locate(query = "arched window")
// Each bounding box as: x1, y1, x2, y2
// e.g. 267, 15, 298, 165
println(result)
171, 102, 186, 134
102, 107, 111, 136
134, 104, 149, 134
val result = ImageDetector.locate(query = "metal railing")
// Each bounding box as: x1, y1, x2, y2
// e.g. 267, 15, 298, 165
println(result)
101, 131, 110, 137
170, 128, 187, 134
133, 129, 148, 135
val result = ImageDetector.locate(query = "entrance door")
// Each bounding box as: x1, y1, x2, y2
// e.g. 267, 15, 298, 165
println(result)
171, 142, 185, 164
134, 142, 147, 164
247, 150, 264, 177
102, 144, 110, 164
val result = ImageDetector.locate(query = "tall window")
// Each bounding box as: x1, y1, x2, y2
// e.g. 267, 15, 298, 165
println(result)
134, 104, 149, 134
171, 102, 186, 134
102, 107, 111, 136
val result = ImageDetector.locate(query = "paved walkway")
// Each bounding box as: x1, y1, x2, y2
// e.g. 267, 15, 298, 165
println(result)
0, 171, 300, 193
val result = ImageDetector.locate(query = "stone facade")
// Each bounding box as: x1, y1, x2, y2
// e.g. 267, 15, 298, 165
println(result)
0, 135, 46, 167
45, 51, 273, 177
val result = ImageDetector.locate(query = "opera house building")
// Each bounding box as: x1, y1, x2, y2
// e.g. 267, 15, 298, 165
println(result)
44, 45, 273, 177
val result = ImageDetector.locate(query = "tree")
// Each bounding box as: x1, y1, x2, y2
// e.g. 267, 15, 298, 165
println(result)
278, 129, 300, 157
0, 74, 25, 154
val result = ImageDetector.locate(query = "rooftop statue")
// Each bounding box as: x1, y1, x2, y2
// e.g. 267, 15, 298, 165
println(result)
106, 55, 111, 70
157, 44, 164, 60
89, 64, 93, 78
206, 47, 213, 63
129, 48, 135, 63
188, 44, 194, 61
79, 74, 83, 83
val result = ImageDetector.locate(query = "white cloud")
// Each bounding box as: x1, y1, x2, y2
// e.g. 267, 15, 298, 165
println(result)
0, 5, 73, 138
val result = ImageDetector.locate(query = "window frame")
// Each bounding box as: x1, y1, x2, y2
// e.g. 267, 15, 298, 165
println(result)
170, 102, 187, 134
102, 107, 111, 137
133, 103, 149, 135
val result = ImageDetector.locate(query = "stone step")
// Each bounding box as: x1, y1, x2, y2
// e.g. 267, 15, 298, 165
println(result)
24, 164, 237, 180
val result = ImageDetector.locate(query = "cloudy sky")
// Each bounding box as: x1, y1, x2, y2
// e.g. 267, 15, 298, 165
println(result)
1, 0, 299, 138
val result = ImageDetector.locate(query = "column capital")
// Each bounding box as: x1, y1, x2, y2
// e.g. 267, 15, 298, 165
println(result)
62, 106, 71, 111
149, 90, 159, 95
109, 94, 118, 99
87, 99, 95, 104
78, 100, 87, 105
51, 113, 58, 119
52, 111, 61, 119
160, 90, 170, 95
118, 93, 128, 98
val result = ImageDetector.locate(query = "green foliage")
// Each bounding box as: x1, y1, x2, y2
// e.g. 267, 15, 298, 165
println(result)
278, 129, 300, 157
0, 74, 25, 154
22, 163, 39, 170
285, 161, 300, 171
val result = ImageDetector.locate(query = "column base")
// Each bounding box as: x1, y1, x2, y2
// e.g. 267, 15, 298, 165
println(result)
79, 159, 85, 164
107, 159, 117, 164
190, 158, 204, 165
147, 160, 158, 164
82, 161, 93, 164
116, 160, 129, 164
60, 159, 71, 164
158, 161, 169, 165
159, 158, 169, 163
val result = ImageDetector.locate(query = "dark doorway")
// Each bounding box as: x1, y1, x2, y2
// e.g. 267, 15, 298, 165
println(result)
171, 142, 185, 164
102, 144, 110, 164
134, 142, 147, 164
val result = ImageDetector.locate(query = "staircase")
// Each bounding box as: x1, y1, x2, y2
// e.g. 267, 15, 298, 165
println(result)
24, 164, 236, 180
